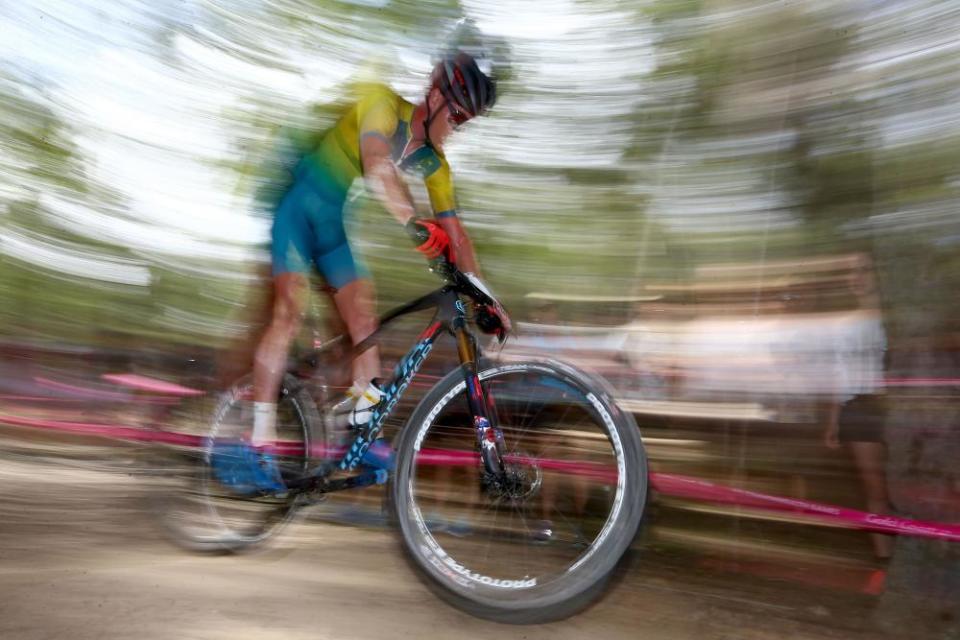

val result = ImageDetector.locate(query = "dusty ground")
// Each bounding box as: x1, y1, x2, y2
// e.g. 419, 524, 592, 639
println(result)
0, 440, 904, 640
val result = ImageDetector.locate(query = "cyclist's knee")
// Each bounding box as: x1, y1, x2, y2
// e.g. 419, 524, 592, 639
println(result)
271, 316, 302, 346
270, 275, 308, 336
353, 314, 378, 344
337, 307, 373, 342
333, 278, 377, 340
271, 300, 305, 335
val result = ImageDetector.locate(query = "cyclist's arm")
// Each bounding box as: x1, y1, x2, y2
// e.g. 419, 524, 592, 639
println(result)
423, 157, 482, 274
358, 91, 416, 224
439, 216, 480, 275
360, 136, 416, 224
361, 136, 416, 224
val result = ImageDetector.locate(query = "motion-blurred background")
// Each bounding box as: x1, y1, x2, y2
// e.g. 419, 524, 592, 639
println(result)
1, 1, 958, 638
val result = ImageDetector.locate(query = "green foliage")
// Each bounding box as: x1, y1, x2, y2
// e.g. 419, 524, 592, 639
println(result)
2, 0, 959, 355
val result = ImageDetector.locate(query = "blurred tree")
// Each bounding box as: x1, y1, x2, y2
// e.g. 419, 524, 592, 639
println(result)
0, 70, 150, 346
640, 1, 960, 628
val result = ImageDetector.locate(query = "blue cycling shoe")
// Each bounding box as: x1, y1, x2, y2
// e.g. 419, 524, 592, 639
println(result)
211, 442, 286, 496
359, 438, 396, 472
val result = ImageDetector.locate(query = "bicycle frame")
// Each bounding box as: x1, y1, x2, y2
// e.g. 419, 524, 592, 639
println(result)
307, 283, 507, 481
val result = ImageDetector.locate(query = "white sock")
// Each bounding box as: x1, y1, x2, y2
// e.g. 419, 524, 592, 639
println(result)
348, 380, 383, 428
252, 401, 277, 447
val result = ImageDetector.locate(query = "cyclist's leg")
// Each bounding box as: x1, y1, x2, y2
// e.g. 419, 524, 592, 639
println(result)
217, 184, 313, 495
312, 219, 380, 388
216, 260, 273, 389
254, 183, 314, 414
253, 273, 308, 406
331, 277, 380, 385
313, 215, 393, 471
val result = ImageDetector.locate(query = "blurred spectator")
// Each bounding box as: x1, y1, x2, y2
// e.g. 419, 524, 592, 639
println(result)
622, 300, 674, 401
823, 253, 893, 559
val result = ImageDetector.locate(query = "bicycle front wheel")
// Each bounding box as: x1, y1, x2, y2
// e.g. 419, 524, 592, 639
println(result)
391, 359, 647, 623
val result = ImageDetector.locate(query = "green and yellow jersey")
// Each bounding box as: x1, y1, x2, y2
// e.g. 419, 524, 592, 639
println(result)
298, 83, 458, 218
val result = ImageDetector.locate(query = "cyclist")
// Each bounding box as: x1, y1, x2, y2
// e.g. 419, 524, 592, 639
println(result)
224, 52, 511, 493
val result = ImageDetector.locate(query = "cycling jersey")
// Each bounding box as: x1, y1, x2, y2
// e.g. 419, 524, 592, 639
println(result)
272, 84, 459, 286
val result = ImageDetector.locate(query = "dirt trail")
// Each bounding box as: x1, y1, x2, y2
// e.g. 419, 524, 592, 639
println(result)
0, 453, 886, 640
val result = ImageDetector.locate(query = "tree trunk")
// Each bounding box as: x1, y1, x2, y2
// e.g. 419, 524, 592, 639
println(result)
876, 346, 960, 638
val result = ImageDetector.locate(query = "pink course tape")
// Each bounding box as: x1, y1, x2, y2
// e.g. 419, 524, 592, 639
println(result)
1, 410, 957, 543
101, 373, 204, 397
0, 413, 201, 447
648, 473, 960, 542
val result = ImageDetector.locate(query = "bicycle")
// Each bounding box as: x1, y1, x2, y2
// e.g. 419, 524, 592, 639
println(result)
151, 261, 648, 624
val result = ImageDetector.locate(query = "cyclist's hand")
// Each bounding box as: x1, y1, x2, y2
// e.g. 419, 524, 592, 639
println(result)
475, 300, 512, 343
405, 218, 452, 262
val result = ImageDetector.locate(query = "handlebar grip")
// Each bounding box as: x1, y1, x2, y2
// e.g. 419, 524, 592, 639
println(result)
428, 254, 458, 283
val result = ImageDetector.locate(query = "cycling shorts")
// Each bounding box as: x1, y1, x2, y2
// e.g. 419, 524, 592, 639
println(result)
270, 178, 369, 289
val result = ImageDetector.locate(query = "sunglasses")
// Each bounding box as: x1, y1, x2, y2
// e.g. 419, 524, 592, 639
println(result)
446, 100, 471, 128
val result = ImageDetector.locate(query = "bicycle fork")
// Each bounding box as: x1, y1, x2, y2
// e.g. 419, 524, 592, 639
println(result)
454, 326, 507, 481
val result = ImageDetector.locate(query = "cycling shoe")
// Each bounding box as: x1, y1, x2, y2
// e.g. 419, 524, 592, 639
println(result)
211, 442, 286, 496
359, 438, 396, 472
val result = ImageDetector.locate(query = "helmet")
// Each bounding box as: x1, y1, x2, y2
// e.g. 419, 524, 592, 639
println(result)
430, 51, 496, 119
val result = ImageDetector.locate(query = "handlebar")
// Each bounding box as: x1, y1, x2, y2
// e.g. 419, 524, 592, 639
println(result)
428, 257, 495, 307
429, 257, 509, 341
406, 219, 496, 309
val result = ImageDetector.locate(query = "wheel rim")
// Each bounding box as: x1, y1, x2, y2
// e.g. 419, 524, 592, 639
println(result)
401, 364, 629, 600
167, 383, 309, 547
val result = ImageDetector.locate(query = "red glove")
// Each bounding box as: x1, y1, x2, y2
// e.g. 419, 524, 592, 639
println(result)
405, 218, 452, 261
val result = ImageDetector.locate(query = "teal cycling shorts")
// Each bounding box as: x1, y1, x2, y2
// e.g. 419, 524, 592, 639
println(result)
270, 179, 369, 289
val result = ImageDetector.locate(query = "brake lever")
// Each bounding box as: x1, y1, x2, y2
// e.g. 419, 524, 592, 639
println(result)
432, 261, 484, 303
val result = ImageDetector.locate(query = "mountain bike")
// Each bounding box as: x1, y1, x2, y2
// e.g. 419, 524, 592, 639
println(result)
152, 262, 648, 624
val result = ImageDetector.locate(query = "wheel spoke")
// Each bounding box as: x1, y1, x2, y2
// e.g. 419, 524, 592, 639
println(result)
155, 375, 319, 552
400, 363, 644, 615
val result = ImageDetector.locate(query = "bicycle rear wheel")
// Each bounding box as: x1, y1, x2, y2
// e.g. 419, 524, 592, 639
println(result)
391, 359, 647, 623
151, 373, 322, 553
